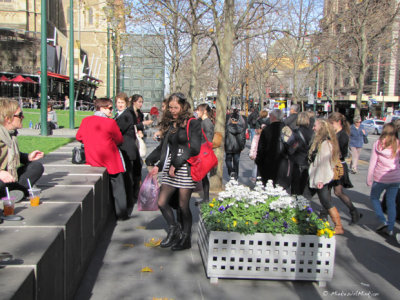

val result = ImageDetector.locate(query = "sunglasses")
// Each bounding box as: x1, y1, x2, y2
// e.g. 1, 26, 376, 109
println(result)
13, 111, 24, 119
105, 106, 113, 110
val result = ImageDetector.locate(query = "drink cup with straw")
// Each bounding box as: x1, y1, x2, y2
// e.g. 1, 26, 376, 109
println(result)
27, 179, 40, 206
2, 187, 15, 216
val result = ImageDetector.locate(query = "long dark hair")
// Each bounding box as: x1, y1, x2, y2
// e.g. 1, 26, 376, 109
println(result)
159, 92, 193, 136
328, 112, 350, 135
196, 103, 214, 123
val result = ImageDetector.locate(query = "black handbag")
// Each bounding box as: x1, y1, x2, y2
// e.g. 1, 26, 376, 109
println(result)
363, 135, 368, 144
72, 145, 86, 164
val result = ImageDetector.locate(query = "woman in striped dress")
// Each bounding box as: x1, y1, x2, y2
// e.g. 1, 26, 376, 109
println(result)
149, 93, 202, 251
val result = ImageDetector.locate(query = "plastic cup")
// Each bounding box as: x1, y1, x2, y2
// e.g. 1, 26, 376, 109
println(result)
2, 197, 15, 216
28, 188, 41, 207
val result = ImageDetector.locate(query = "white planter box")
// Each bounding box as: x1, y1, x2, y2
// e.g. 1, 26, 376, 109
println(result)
198, 218, 336, 286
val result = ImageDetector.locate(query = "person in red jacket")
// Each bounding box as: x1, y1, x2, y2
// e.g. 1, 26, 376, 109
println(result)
76, 98, 128, 220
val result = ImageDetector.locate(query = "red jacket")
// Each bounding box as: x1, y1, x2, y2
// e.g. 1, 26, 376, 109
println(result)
76, 115, 124, 174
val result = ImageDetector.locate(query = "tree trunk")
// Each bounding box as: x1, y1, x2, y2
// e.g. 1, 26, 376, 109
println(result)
355, 23, 368, 118
188, 35, 198, 109
210, 0, 235, 192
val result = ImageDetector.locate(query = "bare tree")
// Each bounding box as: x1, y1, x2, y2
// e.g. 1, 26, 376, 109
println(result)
199, 0, 280, 190
319, 0, 400, 117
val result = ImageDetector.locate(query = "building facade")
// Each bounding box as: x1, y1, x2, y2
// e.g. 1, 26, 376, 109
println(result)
0, 0, 124, 104
120, 34, 165, 111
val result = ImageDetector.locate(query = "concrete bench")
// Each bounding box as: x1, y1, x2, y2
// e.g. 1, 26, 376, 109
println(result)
0, 227, 64, 300
0, 268, 35, 300
0, 142, 112, 299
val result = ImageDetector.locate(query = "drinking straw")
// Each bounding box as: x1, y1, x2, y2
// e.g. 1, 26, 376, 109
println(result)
27, 178, 32, 190
5, 187, 10, 199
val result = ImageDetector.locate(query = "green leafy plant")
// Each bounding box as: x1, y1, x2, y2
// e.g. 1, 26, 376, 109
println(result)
200, 179, 335, 238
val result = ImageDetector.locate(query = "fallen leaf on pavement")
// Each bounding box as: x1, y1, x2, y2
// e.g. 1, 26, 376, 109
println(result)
122, 243, 134, 248
144, 238, 162, 247
136, 226, 146, 230
141, 267, 153, 272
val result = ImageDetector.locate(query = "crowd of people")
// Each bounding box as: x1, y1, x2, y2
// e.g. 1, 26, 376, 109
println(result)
2, 94, 400, 246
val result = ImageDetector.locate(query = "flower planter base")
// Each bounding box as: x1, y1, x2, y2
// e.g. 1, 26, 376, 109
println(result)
198, 218, 336, 286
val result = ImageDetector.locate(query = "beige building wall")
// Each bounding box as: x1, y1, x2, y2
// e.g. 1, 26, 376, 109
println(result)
0, 0, 121, 97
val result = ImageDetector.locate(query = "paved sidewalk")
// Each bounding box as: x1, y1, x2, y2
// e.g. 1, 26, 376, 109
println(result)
18, 127, 78, 138
74, 135, 400, 300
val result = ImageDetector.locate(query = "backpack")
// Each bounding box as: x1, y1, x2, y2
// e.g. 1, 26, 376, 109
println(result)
280, 125, 299, 156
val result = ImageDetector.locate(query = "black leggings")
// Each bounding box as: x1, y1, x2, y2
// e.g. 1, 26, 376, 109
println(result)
158, 184, 193, 234
316, 184, 334, 210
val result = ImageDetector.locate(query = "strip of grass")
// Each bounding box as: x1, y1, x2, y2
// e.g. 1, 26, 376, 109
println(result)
21, 109, 92, 129
18, 136, 75, 155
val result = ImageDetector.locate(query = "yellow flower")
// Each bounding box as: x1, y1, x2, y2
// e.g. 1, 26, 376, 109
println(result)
291, 217, 298, 223
212, 198, 216, 202
325, 221, 330, 227
245, 222, 249, 225
209, 203, 214, 207
327, 231, 334, 238
317, 229, 324, 236
233, 221, 237, 227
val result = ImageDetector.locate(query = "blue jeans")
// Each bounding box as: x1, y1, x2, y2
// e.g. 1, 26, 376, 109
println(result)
250, 128, 256, 144
370, 181, 399, 231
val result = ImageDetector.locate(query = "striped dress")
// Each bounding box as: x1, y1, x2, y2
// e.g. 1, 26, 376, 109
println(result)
161, 153, 196, 189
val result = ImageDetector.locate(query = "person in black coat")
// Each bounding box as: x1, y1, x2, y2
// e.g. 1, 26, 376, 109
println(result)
129, 94, 154, 201
225, 111, 246, 179
328, 112, 361, 225
290, 112, 314, 195
149, 93, 202, 251
115, 92, 138, 210
255, 109, 290, 189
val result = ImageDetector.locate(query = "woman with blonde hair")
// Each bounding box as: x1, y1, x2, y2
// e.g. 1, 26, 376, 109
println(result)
309, 119, 344, 234
367, 123, 400, 236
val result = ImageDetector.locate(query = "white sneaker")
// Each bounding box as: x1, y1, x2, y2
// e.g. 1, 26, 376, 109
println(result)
396, 233, 400, 244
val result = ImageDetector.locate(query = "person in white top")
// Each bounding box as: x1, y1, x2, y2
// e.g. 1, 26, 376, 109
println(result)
308, 119, 344, 234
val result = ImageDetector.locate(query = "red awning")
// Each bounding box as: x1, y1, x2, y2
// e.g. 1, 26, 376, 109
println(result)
10, 75, 29, 83
24, 77, 38, 84
0, 75, 9, 82
38, 71, 70, 81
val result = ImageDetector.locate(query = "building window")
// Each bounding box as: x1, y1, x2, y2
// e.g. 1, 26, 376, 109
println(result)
88, 8, 93, 25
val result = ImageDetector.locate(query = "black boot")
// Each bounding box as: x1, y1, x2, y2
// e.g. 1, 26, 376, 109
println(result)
160, 225, 181, 248
349, 207, 362, 225
176, 209, 184, 229
171, 232, 191, 251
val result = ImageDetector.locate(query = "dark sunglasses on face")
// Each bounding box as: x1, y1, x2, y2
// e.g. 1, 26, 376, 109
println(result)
14, 111, 24, 119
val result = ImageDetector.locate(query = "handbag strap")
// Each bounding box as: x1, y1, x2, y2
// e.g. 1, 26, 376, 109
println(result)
186, 118, 207, 148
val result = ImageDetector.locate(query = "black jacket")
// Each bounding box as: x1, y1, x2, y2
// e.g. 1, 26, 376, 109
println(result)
225, 120, 246, 154
255, 121, 290, 187
151, 118, 202, 174
337, 129, 349, 161
290, 125, 314, 167
115, 108, 138, 161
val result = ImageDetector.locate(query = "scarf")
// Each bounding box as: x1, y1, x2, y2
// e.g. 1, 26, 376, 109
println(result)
0, 125, 20, 180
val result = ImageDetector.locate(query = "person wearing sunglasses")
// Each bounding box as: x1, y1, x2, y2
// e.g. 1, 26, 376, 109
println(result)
0, 98, 44, 202
76, 98, 129, 220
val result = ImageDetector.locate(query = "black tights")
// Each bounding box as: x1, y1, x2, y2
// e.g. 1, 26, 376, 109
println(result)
158, 184, 193, 234
333, 184, 355, 211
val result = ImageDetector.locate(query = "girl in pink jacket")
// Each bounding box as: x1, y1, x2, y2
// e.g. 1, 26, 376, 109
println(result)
367, 123, 400, 236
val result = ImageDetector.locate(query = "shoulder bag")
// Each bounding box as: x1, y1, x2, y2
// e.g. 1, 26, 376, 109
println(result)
72, 144, 86, 164
135, 125, 147, 158
186, 118, 218, 182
